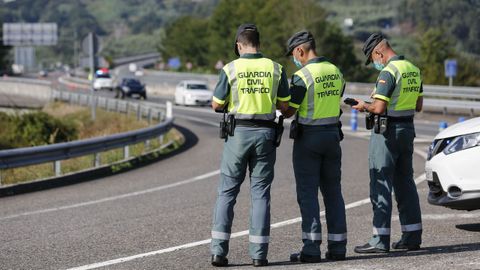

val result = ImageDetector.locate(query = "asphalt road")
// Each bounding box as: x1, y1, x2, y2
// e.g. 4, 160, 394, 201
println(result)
1, 66, 477, 269
1, 103, 479, 270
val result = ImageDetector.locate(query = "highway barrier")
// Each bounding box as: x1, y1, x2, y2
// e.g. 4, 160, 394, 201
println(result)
0, 90, 174, 186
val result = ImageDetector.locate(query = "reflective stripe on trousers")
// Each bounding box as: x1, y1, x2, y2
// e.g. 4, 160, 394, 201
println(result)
249, 235, 270, 244
373, 227, 391, 235
302, 232, 321, 241
328, 233, 347, 242
401, 223, 422, 232
212, 231, 231, 240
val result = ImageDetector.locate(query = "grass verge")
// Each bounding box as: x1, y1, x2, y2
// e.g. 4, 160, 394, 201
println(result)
0, 127, 184, 186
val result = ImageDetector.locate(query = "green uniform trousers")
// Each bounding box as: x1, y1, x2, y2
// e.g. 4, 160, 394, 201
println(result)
368, 121, 422, 250
211, 126, 276, 260
293, 125, 347, 256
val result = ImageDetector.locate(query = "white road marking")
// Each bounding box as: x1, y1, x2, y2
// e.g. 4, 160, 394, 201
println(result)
393, 212, 480, 221
0, 170, 220, 221
66, 174, 427, 270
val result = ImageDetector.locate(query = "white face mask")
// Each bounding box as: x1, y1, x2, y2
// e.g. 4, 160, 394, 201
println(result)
292, 56, 303, 68
373, 61, 385, 71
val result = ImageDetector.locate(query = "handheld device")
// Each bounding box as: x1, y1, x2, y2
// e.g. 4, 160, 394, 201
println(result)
343, 98, 359, 106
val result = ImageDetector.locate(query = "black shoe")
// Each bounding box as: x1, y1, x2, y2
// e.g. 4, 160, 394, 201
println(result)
354, 243, 389, 254
392, 241, 420, 251
253, 259, 268, 267
290, 252, 322, 263
325, 251, 346, 261
211, 255, 228, 267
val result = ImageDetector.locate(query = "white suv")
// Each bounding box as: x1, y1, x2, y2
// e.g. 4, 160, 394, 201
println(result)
426, 117, 480, 211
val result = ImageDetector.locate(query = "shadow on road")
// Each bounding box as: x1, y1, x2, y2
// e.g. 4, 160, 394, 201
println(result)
345, 242, 480, 261
0, 123, 198, 197
456, 223, 480, 232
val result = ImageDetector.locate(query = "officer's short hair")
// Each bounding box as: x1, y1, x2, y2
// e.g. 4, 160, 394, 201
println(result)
237, 30, 260, 48
300, 40, 316, 53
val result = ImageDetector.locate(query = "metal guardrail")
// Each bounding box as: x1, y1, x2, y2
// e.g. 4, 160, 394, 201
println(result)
0, 90, 175, 185
346, 82, 480, 100
348, 93, 480, 115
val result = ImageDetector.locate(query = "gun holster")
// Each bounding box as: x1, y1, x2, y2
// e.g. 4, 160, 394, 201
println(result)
366, 113, 388, 134
219, 109, 235, 139
274, 115, 284, 147
374, 115, 388, 134
289, 114, 303, 139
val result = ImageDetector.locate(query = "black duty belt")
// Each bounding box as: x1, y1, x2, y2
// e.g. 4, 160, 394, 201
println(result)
236, 119, 277, 128
387, 116, 414, 123
299, 123, 339, 128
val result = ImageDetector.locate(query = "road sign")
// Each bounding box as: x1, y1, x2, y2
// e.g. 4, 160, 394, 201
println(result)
3, 23, 57, 46
168, 57, 181, 69
444, 59, 457, 78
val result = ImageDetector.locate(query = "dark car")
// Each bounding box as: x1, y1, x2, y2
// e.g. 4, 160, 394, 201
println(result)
116, 78, 147, 99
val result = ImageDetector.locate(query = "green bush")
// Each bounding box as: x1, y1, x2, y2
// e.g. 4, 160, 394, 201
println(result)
0, 112, 78, 150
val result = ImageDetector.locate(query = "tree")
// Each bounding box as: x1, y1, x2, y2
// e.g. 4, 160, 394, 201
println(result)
419, 28, 454, 85
399, 0, 480, 54
205, 0, 367, 80
161, 16, 210, 69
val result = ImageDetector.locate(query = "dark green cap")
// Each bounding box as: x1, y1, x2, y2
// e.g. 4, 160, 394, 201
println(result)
362, 32, 386, 65
285, 31, 314, 56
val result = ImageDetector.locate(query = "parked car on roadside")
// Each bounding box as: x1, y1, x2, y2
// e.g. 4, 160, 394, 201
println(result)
426, 117, 480, 211
174, 80, 212, 106
116, 78, 147, 99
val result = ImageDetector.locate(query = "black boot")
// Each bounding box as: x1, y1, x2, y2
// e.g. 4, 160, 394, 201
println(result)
252, 259, 268, 267
392, 241, 420, 251
211, 255, 228, 267
354, 243, 389, 254
290, 252, 322, 263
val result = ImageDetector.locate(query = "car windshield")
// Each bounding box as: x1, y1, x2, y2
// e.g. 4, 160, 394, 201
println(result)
125, 79, 141, 85
96, 73, 111, 79
186, 84, 207, 90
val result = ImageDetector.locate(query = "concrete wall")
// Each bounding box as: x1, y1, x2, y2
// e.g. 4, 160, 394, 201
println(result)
0, 78, 52, 108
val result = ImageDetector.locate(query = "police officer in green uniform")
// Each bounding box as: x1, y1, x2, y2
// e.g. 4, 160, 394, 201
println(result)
282, 31, 347, 263
352, 33, 423, 253
210, 23, 290, 267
